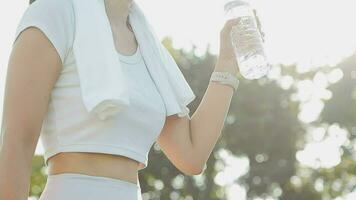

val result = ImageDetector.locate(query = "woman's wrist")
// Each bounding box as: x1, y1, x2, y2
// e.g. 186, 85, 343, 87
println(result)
211, 58, 240, 91
210, 71, 240, 91
214, 59, 239, 76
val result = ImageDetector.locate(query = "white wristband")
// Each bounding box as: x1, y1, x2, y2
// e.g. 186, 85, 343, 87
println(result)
210, 71, 239, 91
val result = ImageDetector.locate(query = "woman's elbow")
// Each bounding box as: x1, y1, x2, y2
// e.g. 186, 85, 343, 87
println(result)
182, 168, 204, 176
179, 162, 206, 176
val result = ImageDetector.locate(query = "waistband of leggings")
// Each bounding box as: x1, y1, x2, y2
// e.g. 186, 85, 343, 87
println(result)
46, 173, 140, 189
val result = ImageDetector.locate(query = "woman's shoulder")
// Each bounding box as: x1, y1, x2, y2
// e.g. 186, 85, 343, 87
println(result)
14, 0, 76, 65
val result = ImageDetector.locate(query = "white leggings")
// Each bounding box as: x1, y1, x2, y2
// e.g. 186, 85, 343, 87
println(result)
39, 173, 143, 200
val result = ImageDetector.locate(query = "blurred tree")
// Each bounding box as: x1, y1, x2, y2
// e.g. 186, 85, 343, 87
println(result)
28, 156, 46, 198
321, 54, 356, 128
297, 54, 356, 199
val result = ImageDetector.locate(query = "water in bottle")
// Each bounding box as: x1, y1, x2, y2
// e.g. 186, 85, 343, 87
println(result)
224, 0, 270, 79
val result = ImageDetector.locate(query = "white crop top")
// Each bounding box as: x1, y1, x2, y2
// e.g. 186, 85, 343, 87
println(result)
12, 0, 179, 170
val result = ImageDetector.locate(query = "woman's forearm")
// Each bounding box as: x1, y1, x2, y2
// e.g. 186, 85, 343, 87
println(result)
189, 59, 238, 170
0, 140, 34, 200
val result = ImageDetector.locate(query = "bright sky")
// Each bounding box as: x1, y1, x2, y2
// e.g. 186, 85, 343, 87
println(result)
1, 0, 356, 199
138, 0, 356, 67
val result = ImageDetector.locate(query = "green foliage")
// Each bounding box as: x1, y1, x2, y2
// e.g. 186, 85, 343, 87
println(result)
321, 54, 356, 128
29, 156, 46, 198
301, 54, 356, 199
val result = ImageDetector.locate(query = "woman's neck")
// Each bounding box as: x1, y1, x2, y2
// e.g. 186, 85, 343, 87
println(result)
104, 0, 133, 27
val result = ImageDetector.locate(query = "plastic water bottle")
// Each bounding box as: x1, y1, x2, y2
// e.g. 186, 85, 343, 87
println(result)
224, 0, 270, 79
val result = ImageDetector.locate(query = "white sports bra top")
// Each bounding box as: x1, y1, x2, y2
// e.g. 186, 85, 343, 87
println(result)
40, 44, 166, 170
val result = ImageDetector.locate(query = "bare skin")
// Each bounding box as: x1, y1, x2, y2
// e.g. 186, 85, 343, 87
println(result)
0, 0, 242, 199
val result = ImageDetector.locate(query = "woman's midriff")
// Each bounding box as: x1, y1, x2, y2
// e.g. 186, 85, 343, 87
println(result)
46, 152, 140, 185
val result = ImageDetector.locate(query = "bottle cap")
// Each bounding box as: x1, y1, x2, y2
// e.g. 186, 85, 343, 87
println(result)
224, 0, 250, 12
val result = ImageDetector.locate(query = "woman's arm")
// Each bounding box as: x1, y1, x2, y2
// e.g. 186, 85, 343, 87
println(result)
157, 18, 241, 176
0, 27, 62, 200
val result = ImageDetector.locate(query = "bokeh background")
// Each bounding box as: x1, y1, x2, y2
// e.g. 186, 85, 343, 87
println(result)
0, 0, 355, 199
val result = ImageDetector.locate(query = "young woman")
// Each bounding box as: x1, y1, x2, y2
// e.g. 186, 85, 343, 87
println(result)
0, 0, 242, 199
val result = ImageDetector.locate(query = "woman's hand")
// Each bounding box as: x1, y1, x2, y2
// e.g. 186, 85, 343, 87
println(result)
215, 10, 265, 75
215, 17, 241, 75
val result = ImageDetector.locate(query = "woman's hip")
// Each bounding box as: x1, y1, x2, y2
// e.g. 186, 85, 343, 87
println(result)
39, 173, 142, 200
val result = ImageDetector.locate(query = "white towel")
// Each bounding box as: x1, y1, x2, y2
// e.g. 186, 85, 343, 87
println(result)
72, 0, 196, 120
